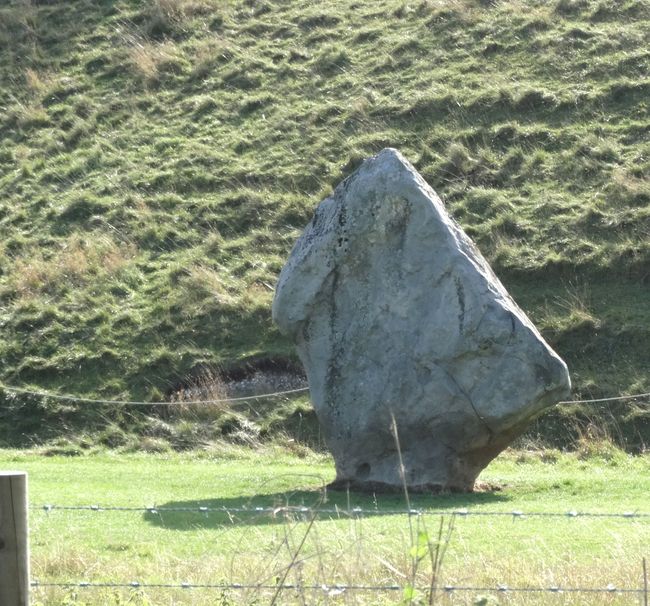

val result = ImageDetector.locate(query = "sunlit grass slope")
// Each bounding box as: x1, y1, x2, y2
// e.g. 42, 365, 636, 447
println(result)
0, 0, 648, 442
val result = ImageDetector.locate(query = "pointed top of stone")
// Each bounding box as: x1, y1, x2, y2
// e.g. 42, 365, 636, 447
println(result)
369, 146, 410, 166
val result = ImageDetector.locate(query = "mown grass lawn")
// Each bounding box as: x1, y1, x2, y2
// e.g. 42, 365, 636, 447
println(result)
2, 445, 648, 605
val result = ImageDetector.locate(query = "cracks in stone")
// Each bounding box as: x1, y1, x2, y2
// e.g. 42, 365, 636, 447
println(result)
323, 268, 342, 425
473, 304, 490, 336
454, 276, 466, 333
437, 363, 495, 438
432, 268, 452, 288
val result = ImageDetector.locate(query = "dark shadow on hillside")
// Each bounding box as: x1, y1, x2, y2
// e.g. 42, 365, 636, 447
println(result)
143, 486, 510, 531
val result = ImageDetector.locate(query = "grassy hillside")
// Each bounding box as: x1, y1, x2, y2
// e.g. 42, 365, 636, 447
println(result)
0, 0, 648, 445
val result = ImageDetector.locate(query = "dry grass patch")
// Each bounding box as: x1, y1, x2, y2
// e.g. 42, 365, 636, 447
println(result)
182, 263, 239, 308
143, 0, 225, 39
3, 234, 137, 300
149, 0, 219, 21
23, 67, 50, 95
190, 36, 238, 80
241, 281, 273, 309
127, 39, 186, 86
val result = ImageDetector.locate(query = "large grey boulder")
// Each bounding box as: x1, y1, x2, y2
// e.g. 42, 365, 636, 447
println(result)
273, 148, 570, 492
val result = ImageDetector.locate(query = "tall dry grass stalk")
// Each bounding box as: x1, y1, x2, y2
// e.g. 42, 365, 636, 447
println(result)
169, 368, 231, 420
390, 412, 455, 605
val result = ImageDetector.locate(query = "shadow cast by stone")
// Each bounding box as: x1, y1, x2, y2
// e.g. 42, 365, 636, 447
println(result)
143, 487, 510, 531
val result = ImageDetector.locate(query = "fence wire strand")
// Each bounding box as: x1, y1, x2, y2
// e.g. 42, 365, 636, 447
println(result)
31, 503, 650, 519
9, 384, 649, 599
29, 579, 645, 595
0, 383, 309, 406
28, 502, 650, 598
558, 391, 650, 405
1, 381, 648, 406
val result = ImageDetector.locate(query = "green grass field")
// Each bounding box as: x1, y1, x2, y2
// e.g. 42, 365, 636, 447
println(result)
1, 3, 648, 602
0, 0, 649, 446
2, 446, 647, 605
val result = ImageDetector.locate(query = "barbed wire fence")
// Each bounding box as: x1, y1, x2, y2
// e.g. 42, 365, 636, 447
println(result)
28, 502, 650, 601
3, 384, 649, 601
30, 503, 650, 519
28, 579, 649, 597
1, 382, 649, 407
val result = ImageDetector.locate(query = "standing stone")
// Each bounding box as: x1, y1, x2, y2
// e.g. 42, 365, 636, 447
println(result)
273, 148, 571, 492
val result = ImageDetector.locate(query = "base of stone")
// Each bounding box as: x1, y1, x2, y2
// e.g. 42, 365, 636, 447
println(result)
327, 478, 502, 494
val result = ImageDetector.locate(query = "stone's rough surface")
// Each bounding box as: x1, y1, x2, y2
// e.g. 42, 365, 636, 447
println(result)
273, 148, 571, 492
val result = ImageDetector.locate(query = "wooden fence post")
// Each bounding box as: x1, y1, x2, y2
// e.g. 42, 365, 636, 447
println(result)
0, 471, 30, 606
